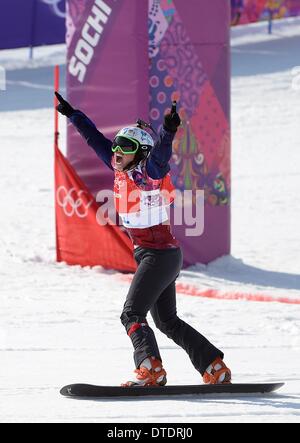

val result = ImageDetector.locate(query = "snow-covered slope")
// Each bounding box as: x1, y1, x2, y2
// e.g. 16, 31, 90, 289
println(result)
0, 19, 299, 423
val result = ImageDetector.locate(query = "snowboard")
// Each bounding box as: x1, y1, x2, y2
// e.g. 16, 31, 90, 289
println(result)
60, 382, 284, 399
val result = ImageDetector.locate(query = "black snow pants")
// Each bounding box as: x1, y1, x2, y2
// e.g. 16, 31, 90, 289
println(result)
120, 246, 224, 375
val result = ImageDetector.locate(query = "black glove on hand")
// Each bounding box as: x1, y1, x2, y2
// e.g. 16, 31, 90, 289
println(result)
55, 92, 75, 118
164, 101, 181, 133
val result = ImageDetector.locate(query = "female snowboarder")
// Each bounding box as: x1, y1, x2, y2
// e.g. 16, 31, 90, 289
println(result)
55, 92, 232, 387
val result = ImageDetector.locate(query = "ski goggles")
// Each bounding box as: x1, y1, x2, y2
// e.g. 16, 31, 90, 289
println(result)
112, 136, 140, 155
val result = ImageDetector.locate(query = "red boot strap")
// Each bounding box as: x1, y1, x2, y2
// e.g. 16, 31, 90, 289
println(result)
135, 367, 165, 385
204, 367, 231, 385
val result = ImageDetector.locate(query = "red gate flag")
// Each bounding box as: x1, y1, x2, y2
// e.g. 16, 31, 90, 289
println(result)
55, 145, 136, 272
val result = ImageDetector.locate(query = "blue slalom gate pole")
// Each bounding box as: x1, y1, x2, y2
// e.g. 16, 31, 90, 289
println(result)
29, 0, 37, 60
268, 10, 273, 34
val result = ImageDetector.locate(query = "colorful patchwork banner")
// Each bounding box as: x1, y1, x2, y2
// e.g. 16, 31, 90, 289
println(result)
148, 0, 231, 265
231, 0, 300, 25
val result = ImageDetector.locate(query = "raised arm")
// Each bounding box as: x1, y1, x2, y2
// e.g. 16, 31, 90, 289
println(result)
146, 102, 181, 179
55, 92, 113, 170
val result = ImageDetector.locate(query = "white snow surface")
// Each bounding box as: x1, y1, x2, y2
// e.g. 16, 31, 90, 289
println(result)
0, 19, 300, 423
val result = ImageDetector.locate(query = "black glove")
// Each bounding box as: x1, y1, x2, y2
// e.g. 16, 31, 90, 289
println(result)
55, 92, 75, 118
164, 101, 181, 133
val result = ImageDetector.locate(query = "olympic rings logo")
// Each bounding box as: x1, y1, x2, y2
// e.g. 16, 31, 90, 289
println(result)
56, 186, 93, 218
40, 0, 66, 18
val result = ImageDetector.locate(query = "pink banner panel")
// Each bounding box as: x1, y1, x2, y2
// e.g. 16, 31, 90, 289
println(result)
66, 0, 231, 268
66, 0, 149, 194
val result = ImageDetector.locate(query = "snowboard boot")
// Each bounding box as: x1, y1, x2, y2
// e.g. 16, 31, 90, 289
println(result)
203, 357, 232, 385
122, 357, 167, 387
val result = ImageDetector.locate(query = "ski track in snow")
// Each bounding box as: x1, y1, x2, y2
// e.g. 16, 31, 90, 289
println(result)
0, 20, 300, 422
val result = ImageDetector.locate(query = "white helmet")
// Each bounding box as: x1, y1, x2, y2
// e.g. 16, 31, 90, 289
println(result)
114, 127, 154, 150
